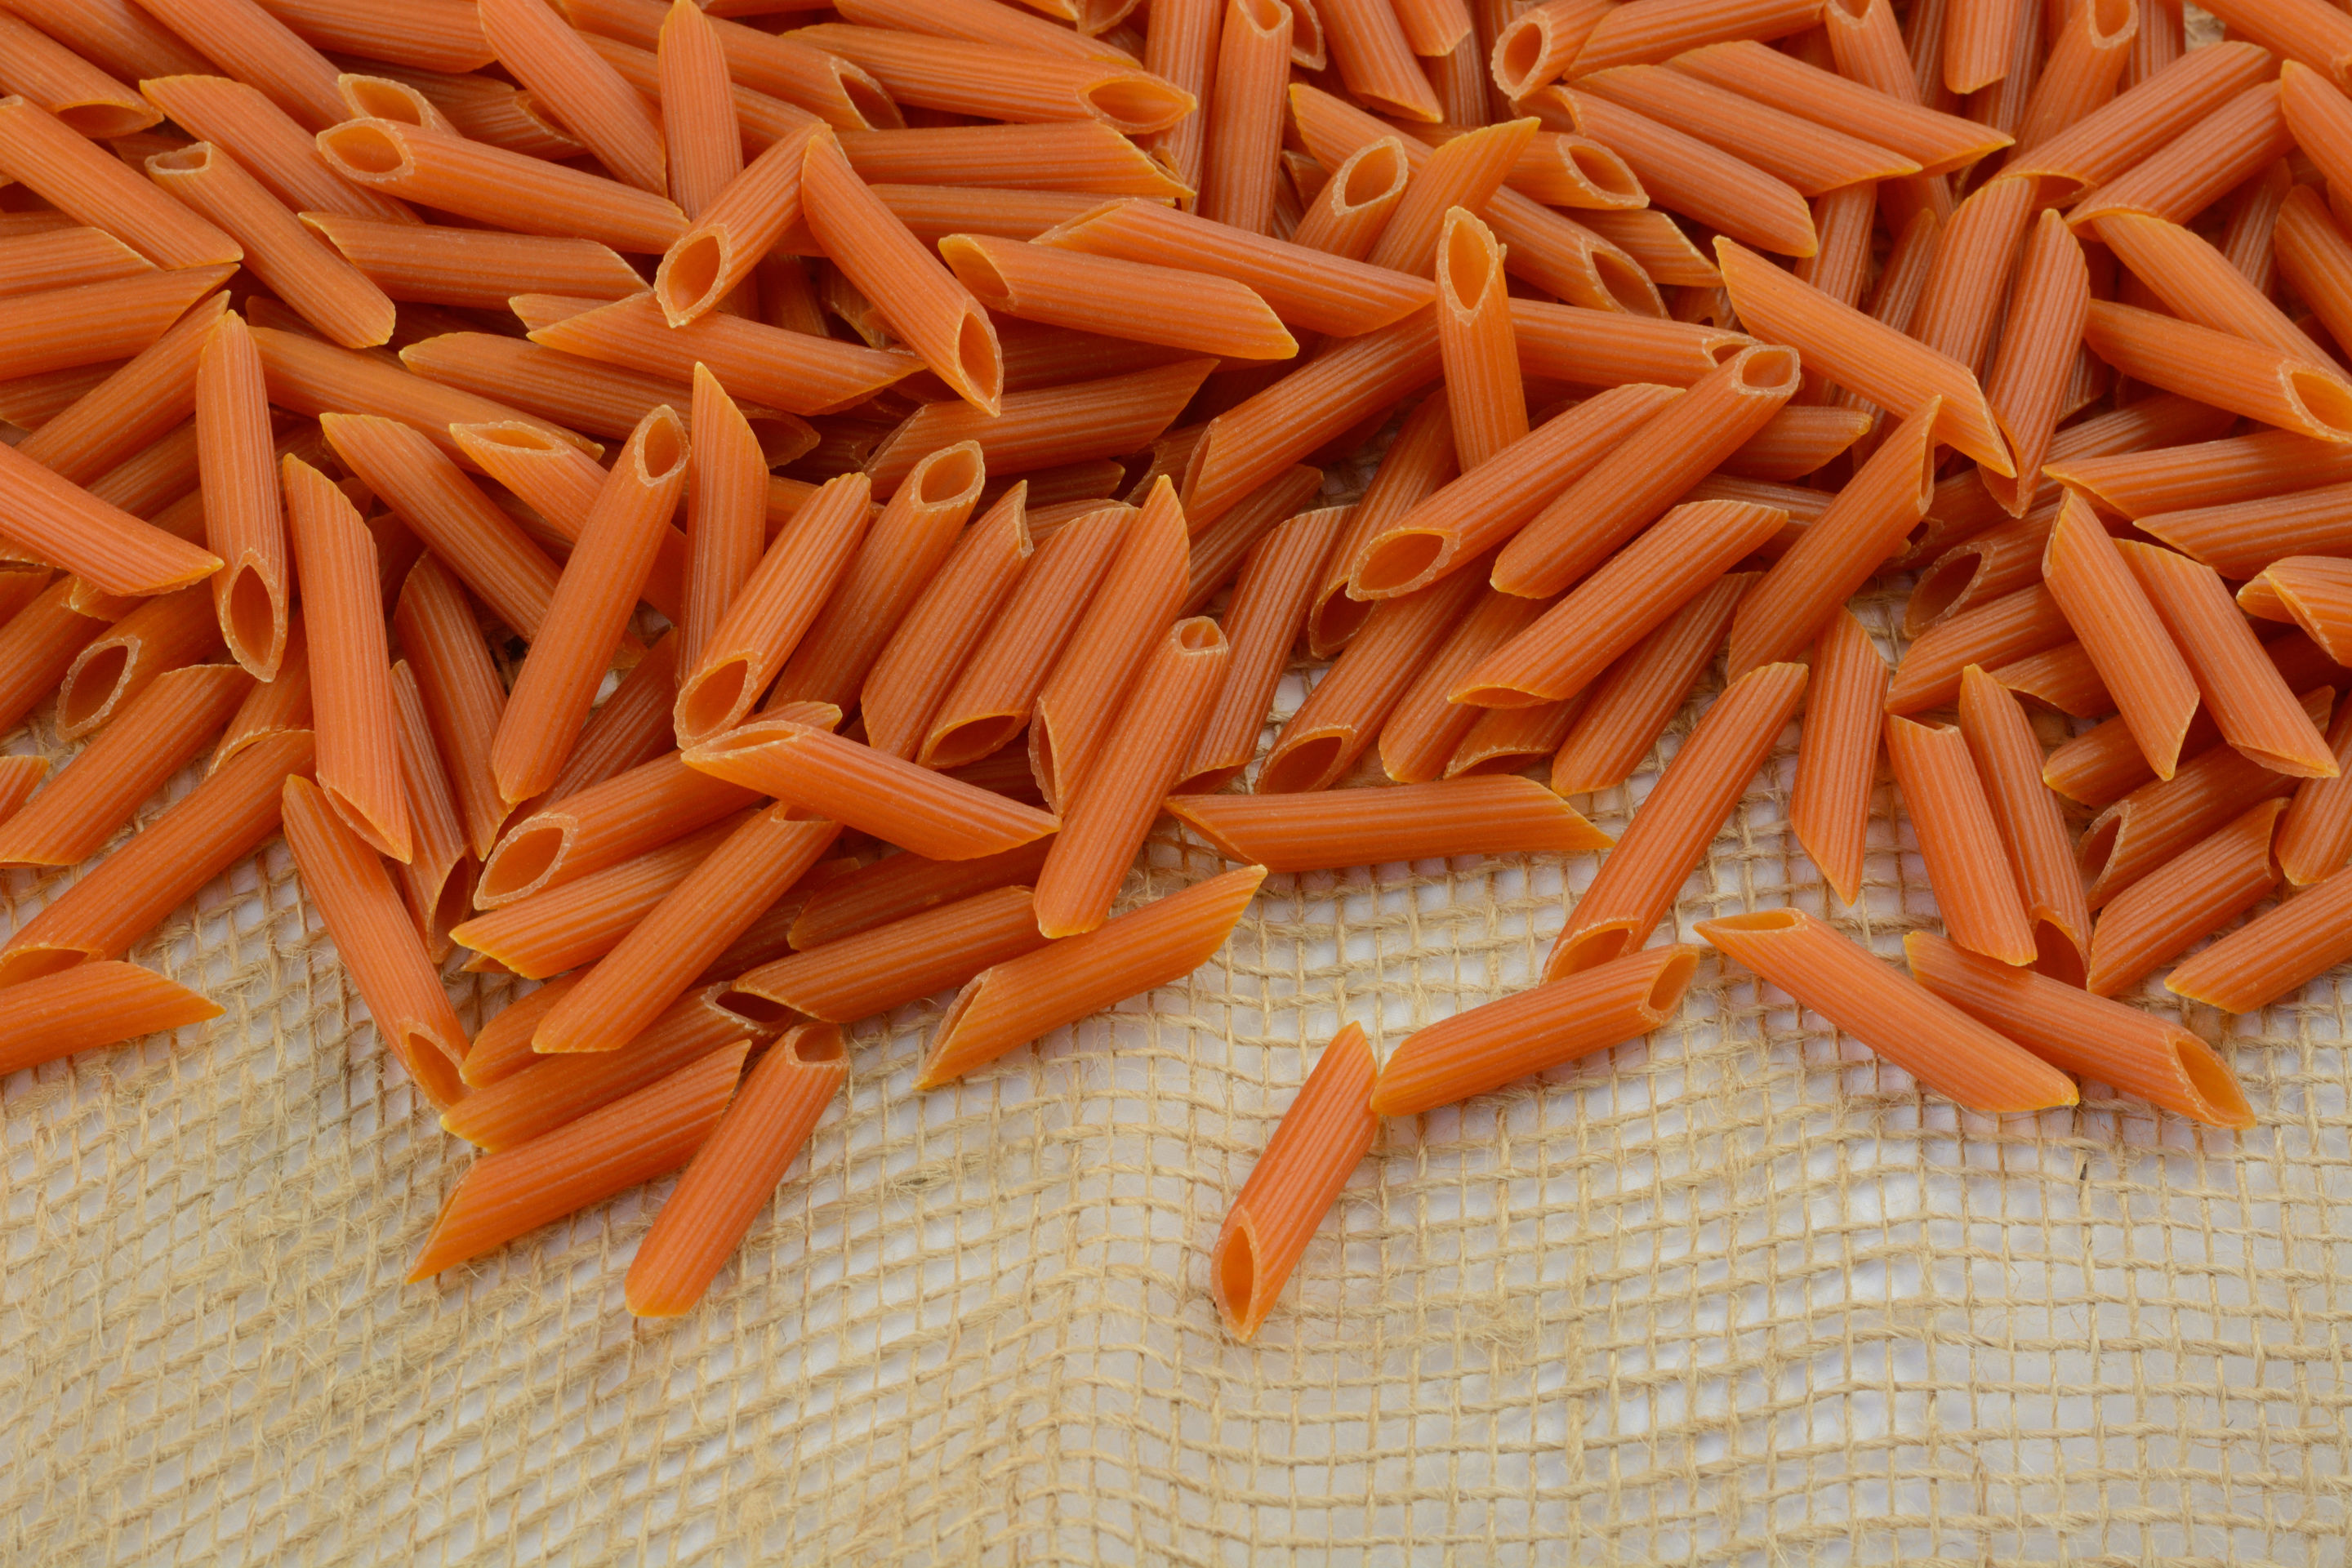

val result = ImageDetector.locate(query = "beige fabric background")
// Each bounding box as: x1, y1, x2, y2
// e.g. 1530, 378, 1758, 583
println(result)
6, 571, 2350, 1566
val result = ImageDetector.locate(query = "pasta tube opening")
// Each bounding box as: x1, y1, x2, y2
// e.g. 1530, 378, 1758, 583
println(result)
316, 120, 411, 177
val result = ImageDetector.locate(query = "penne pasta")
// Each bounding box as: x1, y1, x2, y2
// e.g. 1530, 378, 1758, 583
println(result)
1182, 464, 1325, 613
0, 225, 153, 298
1668, 39, 2005, 176
0, 662, 247, 866
2098, 211, 2325, 374
1510, 301, 1744, 390
6, 0, 207, 82
1290, 136, 1411, 261
305, 214, 642, 312
1949, 667, 2087, 978
1906, 931, 2247, 1125
862, 488, 1032, 760
1977, 212, 2088, 516
2243, 558, 2352, 670
2087, 797, 2285, 998
393, 556, 506, 860
55, 583, 223, 742
915, 862, 1264, 1087
476, 0, 668, 195
2165, 859, 2352, 1015
2279, 699, 2352, 884
1552, 572, 1753, 797
0, 96, 239, 268
836, 122, 1185, 198
2042, 497, 2199, 781
670, 365, 765, 684
2274, 185, 2352, 363
0, 754, 47, 825
194, 312, 288, 679
1537, 88, 1815, 259
2007, 39, 2271, 200
623, 1022, 843, 1316
314, 118, 686, 253
1699, 908, 2078, 1111
2122, 541, 2336, 778
1433, 207, 1524, 470
1909, 176, 2034, 378
408, 1041, 748, 1279
474, 746, 783, 910
0, 961, 221, 1080
211, 612, 309, 773
791, 841, 1052, 952
396, 335, 755, 457
787, 23, 1189, 136
1886, 583, 2071, 714
1886, 711, 2036, 966
1179, 506, 1341, 792
2069, 81, 2293, 230
733, 885, 1050, 1022
1577, 64, 1920, 197
943, 233, 1294, 361
866, 357, 1213, 496
1371, 944, 1695, 1116
2013, 0, 2136, 153
1319, 0, 1441, 119
1791, 608, 1887, 906
130, 0, 345, 130
388, 659, 471, 958
263, 327, 595, 467
1198, 0, 1290, 233
143, 73, 416, 228
1991, 639, 2111, 719
1379, 587, 1552, 785
1547, 662, 1811, 976
0, 269, 229, 391
452, 814, 750, 978
1173, 775, 1607, 873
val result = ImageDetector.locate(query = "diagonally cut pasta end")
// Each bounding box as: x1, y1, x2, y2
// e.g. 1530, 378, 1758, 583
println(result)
0, 943, 91, 990
1212, 1213, 1266, 1339
2283, 363, 2352, 444
2166, 1029, 2256, 1129
912, 973, 992, 1090
655, 229, 733, 327
1544, 921, 1640, 981
219, 559, 287, 683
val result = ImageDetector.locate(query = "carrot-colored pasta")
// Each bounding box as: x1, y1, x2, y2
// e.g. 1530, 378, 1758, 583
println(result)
835, 122, 1186, 198
0, 753, 47, 825
0, 662, 245, 866
1179, 507, 1341, 793
521, 635, 683, 813
789, 841, 1052, 952
388, 659, 471, 959
788, 24, 1190, 136
1724, 399, 1936, 676
2087, 797, 2284, 997
1445, 691, 1590, 777
400, 336, 771, 470
653, 0, 740, 218
2120, 541, 2336, 777
0, 96, 235, 268
187, 313, 284, 681
2279, 699, 2352, 884
313, 118, 684, 253
1971, 212, 2089, 515
1940, 0, 2020, 95
1462, 501, 1790, 707
2042, 497, 2199, 781
6, 0, 206, 82
263, 329, 592, 467
2060, 433, 2352, 534
1379, 587, 1551, 784
452, 814, 750, 977
142, 74, 416, 228
940, 234, 1295, 363
839, 0, 1141, 61
1886, 582, 2072, 715
1210, 1022, 1377, 1342
2043, 635, 2339, 808
211, 611, 308, 773
1259, 563, 1486, 793
1789, 608, 1886, 906
0, 226, 152, 301
2079, 687, 2331, 909
2013, 0, 2136, 151
1948, 666, 2085, 974
1036, 199, 1441, 339
453, 972, 765, 1116
493, 410, 690, 804
1432, 207, 1525, 470
0, 362, 123, 431
1370, 943, 1695, 1118
865, 357, 1213, 496
731, 886, 1051, 1022
1142, 0, 1220, 196
2165, 858, 2352, 1014
1702, 908, 2078, 1109
475, 0, 667, 195
0, 734, 305, 988
2008, 40, 2270, 200
1035, 617, 1227, 935
1489, 0, 1612, 98
302, 216, 638, 313
1547, 662, 1811, 976
1182, 464, 1326, 612
568, 0, 899, 132
129, 0, 344, 129
1582, 0, 1829, 73
255, 0, 492, 70
409, 1040, 746, 1278
1907, 176, 2034, 380
871, 185, 1125, 248
1794, 183, 1878, 324
55, 583, 222, 742
1290, 136, 1411, 261
1991, 637, 2112, 719
1316, 0, 1441, 119
2069, 82, 2292, 230
1552, 572, 1754, 797
474, 748, 784, 909
1668, 40, 1998, 176
1577, 65, 1919, 197
0, 961, 221, 1078
2274, 185, 2352, 359
1490, 128, 1647, 211
2096, 212, 2323, 375
1492, 347, 1798, 599
391, 558, 506, 860
1367, 118, 1537, 276
1716, 404, 1871, 481
670, 470, 871, 743
618, 1022, 840, 1315
1172, 775, 1609, 873
86, 419, 202, 525
667, 367, 765, 684
2243, 558, 2352, 669
862, 489, 1033, 762
1542, 89, 1817, 259
1348, 384, 1679, 601
652, 123, 822, 327
1716, 237, 2011, 474
1885, 710, 2036, 965
281, 454, 410, 862
1198, 0, 1290, 233
915, 862, 1263, 1086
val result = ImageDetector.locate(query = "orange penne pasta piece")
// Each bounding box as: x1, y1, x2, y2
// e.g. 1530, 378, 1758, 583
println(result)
1173, 776, 1607, 872
1576, 0, 1824, 74
915, 862, 1264, 1087
494, 410, 689, 804
2007, 40, 2271, 199
862, 488, 1032, 761
0, 728, 311, 987
838, 0, 1140, 61
1348, 385, 1677, 601
451, 975, 768, 1128
1490, 0, 1610, 98
2079, 687, 2331, 908
409, 1041, 747, 1279
452, 814, 749, 977
1371, 945, 1695, 1116
688, 720, 1059, 861
788, 23, 1190, 136
2123, 542, 2336, 777
1537, 89, 1815, 258
1726, 399, 1936, 677
280, 775, 461, 1102
1366, 117, 1537, 278
1669, 39, 2000, 174
0, 961, 220, 1079
1992, 639, 2112, 719
0, 362, 124, 431
1978, 212, 2089, 516
1290, 136, 1410, 261
1886, 710, 2036, 966
6, 0, 206, 82
530, 806, 844, 1054
1210, 1022, 1378, 1342
2072, 80, 2294, 231
474, 749, 775, 908
257, 0, 492, 71
1180, 507, 1341, 793
2275, 184, 2352, 359
654, 120, 819, 323
0, 754, 47, 824
1702, 909, 2078, 1110
479, 0, 667, 196
1547, 662, 1810, 976
0, 266, 236, 385
920, 503, 1134, 769
943, 234, 1294, 361
1552, 572, 1753, 797
1318, 0, 1441, 119
673, 470, 871, 745
393, 556, 506, 860
195, 312, 287, 679
835, 122, 1185, 198
1886, 583, 2072, 714
0, 12, 156, 137
55, 582, 223, 742
1791, 607, 1887, 906
568, 0, 898, 132
1461, 501, 1789, 707
2137, 480, 2352, 575
1716, 237, 2011, 474
523, 631, 683, 812
2088, 797, 2285, 997
1955, 666, 2091, 983
676, 364, 772, 683
1034, 617, 1227, 935
0, 226, 152, 298
1941, 0, 2016, 95
2043, 497, 2199, 780
389, 660, 472, 958
865, 357, 1213, 497
141, 73, 415, 226
1433, 208, 1524, 470
2167, 857, 2352, 1013
283, 454, 408, 862
2098, 211, 2326, 372
1509, 301, 1745, 390
1141, 0, 1218, 192
1575, 64, 1918, 197
1379, 586, 1551, 785
731, 885, 1050, 1022
314, 118, 685, 253
397, 334, 742, 454
1310, 398, 1453, 648
1446, 693, 1589, 778
2279, 697, 2352, 884
212, 612, 309, 773
1715, 404, 1871, 482
1909, 176, 2033, 380
1196, 0, 1290, 234
0, 96, 238, 267
131, 0, 344, 130
872, 185, 1128, 247
265, 329, 593, 469
1907, 931, 2248, 1125
623, 1022, 842, 1316
306, 214, 643, 310
789, 841, 1051, 951
2245, 558, 2352, 668
0, 662, 246, 866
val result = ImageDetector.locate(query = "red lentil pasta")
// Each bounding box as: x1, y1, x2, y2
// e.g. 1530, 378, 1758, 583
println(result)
7, 0, 2352, 1347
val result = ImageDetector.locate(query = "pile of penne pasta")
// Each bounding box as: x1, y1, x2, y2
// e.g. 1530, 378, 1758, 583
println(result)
0, 0, 2347, 1341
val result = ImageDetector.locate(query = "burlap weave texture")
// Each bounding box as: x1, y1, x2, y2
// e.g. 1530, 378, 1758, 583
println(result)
5, 577, 2347, 1566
